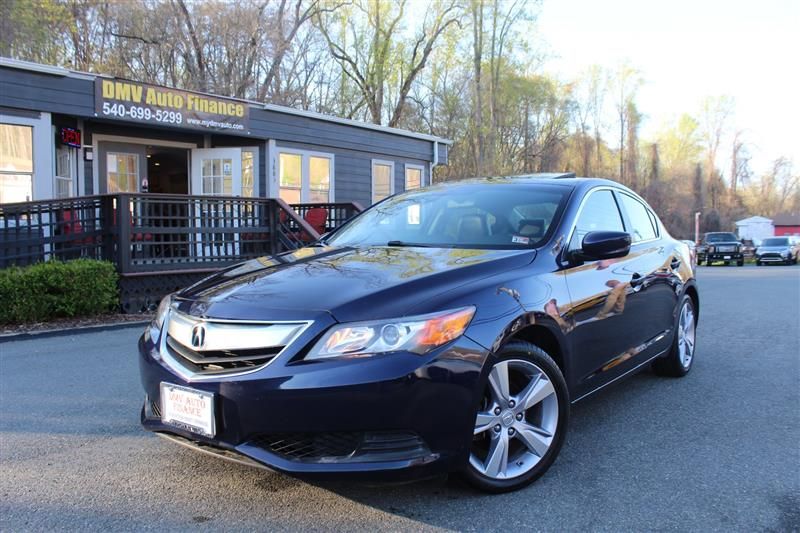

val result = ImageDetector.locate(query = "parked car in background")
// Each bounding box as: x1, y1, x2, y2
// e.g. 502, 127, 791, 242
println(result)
138, 175, 699, 493
740, 239, 757, 259
697, 232, 744, 266
755, 237, 799, 265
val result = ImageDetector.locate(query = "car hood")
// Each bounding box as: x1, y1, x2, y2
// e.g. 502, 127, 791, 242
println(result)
707, 241, 739, 246
176, 245, 536, 322
757, 246, 790, 252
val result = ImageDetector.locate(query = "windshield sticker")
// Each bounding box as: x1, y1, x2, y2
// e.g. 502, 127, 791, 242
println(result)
512, 235, 530, 245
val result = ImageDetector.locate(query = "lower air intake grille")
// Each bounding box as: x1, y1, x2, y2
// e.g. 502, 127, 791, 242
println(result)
252, 432, 361, 461
250, 431, 430, 463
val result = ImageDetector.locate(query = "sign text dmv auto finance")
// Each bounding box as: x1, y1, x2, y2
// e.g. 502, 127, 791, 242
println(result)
95, 79, 249, 133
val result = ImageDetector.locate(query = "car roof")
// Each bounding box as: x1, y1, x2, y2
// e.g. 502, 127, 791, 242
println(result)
432, 174, 626, 191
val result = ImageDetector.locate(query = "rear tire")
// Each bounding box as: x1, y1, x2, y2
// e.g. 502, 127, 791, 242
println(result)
653, 294, 696, 378
462, 342, 569, 493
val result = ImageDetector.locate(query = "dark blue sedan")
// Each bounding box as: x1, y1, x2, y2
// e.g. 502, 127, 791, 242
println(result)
139, 174, 699, 492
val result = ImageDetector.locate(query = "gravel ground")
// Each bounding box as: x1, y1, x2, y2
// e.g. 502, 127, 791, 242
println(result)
1, 265, 798, 531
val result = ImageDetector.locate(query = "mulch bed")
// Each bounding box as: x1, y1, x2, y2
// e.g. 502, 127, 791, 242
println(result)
1, 313, 153, 336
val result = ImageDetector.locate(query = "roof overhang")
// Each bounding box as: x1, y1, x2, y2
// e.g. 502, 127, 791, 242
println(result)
0, 57, 452, 146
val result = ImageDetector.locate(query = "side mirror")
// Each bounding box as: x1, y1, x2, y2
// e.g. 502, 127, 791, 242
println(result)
576, 231, 631, 261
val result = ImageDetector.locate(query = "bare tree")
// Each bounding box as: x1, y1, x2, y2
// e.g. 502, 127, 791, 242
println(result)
316, 0, 462, 126
613, 63, 641, 185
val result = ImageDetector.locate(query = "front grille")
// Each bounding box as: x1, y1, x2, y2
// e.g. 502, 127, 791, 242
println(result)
166, 335, 282, 373
716, 245, 737, 252
250, 431, 430, 463
162, 311, 310, 377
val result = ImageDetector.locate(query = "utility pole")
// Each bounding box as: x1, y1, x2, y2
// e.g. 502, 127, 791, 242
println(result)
694, 212, 701, 245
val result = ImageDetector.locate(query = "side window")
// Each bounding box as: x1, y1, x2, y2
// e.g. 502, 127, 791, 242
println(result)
570, 190, 624, 250
618, 193, 657, 242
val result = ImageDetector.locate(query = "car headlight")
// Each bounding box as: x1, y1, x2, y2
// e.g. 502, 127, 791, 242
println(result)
153, 294, 173, 331
305, 306, 476, 360
708, 245, 715, 253
782, 249, 791, 257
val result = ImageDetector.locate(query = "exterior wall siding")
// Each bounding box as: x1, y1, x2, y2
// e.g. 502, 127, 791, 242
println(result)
0, 65, 443, 163
1, 64, 449, 204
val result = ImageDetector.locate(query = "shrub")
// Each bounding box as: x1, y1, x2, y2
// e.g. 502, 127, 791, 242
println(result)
0, 260, 119, 324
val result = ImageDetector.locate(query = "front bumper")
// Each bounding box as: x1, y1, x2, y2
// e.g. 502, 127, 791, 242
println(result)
706, 251, 742, 261
756, 253, 792, 263
139, 329, 489, 481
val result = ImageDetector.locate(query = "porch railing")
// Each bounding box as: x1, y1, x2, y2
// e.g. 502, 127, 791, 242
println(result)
0, 193, 335, 274
289, 202, 364, 235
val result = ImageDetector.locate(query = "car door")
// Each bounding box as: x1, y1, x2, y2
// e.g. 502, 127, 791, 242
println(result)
562, 188, 652, 399
614, 192, 678, 356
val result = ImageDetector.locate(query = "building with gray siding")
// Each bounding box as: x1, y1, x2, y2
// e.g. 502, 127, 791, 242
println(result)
0, 58, 450, 207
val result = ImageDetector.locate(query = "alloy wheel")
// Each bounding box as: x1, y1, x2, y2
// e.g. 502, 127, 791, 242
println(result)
677, 301, 696, 369
470, 359, 559, 480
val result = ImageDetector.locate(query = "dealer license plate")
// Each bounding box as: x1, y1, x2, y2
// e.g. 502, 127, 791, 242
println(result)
724, 255, 731, 259
160, 383, 215, 437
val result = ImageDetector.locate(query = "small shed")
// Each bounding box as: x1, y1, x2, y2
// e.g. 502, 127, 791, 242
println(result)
735, 216, 774, 243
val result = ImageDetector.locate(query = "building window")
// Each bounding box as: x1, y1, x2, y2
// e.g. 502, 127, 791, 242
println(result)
241, 150, 255, 198
55, 145, 76, 198
107, 152, 139, 193
0, 124, 33, 203
279, 152, 302, 203
278, 150, 334, 204
405, 164, 424, 191
309, 156, 331, 203
201, 158, 233, 196
372, 160, 394, 203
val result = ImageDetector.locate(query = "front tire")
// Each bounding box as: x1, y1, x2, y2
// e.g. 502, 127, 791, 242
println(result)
463, 342, 569, 493
737, 259, 744, 266
653, 294, 697, 377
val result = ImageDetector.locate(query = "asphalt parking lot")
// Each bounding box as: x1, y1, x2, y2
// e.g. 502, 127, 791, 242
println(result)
1, 265, 798, 532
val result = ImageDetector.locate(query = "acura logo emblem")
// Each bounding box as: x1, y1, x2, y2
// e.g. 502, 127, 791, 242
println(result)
191, 324, 206, 349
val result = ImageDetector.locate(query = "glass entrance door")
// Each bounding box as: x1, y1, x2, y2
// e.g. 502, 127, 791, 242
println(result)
190, 148, 242, 196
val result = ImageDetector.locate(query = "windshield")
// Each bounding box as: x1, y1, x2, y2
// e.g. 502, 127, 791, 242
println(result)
761, 237, 789, 246
327, 183, 570, 249
706, 233, 737, 243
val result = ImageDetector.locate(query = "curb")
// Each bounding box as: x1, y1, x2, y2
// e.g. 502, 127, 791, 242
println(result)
0, 320, 150, 343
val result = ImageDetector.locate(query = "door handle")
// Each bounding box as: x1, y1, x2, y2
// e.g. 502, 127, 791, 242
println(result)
670, 257, 681, 270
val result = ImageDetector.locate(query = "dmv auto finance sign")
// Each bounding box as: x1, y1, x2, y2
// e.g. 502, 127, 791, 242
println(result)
95, 79, 249, 133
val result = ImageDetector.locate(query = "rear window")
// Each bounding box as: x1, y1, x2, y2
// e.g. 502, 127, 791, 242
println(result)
617, 193, 657, 242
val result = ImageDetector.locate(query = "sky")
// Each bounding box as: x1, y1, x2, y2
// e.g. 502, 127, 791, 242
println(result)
537, 0, 800, 177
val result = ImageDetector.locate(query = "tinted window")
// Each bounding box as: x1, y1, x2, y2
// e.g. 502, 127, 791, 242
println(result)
762, 237, 789, 246
328, 184, 569, 249
618, 193, 657, 242
569, 189, 624, 250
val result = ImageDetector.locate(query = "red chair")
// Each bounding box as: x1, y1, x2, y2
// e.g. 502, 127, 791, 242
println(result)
112, 208, 152, 242
61, 209, 91, 245
304, 207, 328, 238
